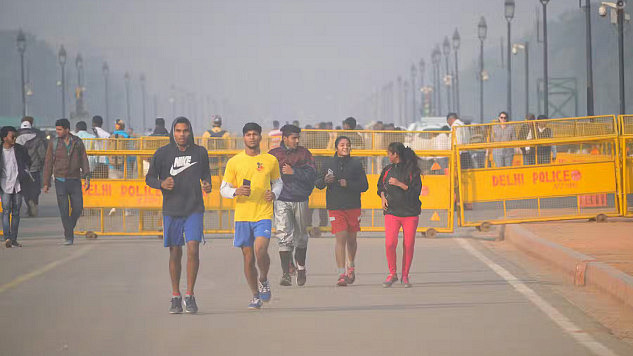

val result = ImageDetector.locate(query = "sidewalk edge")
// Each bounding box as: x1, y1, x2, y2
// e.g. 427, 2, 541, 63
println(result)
505, 224, 633, 309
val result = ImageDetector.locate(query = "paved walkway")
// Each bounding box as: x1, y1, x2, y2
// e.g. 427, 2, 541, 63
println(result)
1, 234, 632, 355
518, 218, 633, 276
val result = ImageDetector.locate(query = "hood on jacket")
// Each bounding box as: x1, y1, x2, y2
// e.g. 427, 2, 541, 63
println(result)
169, 116, 195, 146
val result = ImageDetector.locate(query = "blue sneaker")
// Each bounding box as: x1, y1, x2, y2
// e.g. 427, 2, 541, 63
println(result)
248, 296, 263, 310
258, 280, 271, 302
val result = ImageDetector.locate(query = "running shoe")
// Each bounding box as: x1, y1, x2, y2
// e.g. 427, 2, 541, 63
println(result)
11, 240, 22, 247
258, 280, 271, 302
280, 273, 292, 286
346, 267, 356, 285
248, 296, 263, 309
169, 296, 183, 314
184, 295, 198, 313
5, 239, 12, 248
382, 274, 398, 288
336, 273, 348, 286
402, 276, 412, 288
63, 240, 73, 246
297, 269, 307, 287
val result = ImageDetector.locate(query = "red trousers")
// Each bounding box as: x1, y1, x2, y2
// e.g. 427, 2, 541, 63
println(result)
384, 214, 419, 278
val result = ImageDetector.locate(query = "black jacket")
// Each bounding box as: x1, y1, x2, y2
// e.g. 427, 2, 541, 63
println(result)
145, 118, 212, 216
0, 143, 32, 194
16, 127, 48, 172
377, 163, 422, 217
315, 154, 368, 210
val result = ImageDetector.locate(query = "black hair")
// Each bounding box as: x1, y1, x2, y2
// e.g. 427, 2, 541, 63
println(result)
92, 115, 103, 127
243, 122, 262, 135
281, 124, 301, 137
21, 116, 34, 124
0, 126, 17, 142
499, 111, 509, 120
537, 115, 548, 120
343, 117, 357, 129
55, 118, 70, 129
155, 118, 165, 127
334, 136, 351, 149
272, 120, 280, 129
388, 142, 421, 177
76, 121, 88, 131
446, 113, 458, 122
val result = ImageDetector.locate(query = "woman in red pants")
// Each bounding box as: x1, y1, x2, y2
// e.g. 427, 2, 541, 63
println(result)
377, 142, 422, 288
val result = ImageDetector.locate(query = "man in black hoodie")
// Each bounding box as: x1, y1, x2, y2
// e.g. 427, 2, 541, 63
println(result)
145, 117, 212, 314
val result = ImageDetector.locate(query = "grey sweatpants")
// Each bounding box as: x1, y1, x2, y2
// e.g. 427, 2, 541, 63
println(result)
274, 200, 310, 252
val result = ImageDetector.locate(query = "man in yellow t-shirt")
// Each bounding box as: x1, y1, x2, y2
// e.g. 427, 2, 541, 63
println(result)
220, 122, 283, 310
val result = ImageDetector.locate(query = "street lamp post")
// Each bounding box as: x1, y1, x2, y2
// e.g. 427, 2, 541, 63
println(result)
598, 1, 627, 114
513, 42, 529, 118
58, 45, 67, 119
505, 0, 515, 119
397, 77, 403, 124
124, 72, 131, 125
419, 59, 425, 117
541, 0, 550, 117
432, 46, 442, 116
581, 0, 595, 116
478, 17, 488, 123
452, 29, 461, 114
102, 62, 109, 128
140, 73, 146, 131
75, 53, 85, 118
442, 37, 452, 113
410, 64, 417, 124
17, 30, 26, 118
403, 80, 409, 123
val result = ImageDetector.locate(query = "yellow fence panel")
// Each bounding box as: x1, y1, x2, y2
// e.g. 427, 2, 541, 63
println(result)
454, 115, 621, 228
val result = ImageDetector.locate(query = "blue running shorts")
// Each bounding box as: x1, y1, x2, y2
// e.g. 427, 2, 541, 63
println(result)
163, 212, 204, 247
234, 219, 272, 247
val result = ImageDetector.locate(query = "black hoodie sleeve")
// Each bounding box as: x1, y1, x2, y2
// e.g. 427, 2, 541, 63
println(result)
377, 166, 388, 197
407, 174, 422, 201
199, 147, 212, 184
347, 159, 368, 193
145, 149, 163, 190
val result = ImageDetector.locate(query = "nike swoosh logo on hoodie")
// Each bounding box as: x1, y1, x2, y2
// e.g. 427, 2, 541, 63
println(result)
170, 161, 197, 176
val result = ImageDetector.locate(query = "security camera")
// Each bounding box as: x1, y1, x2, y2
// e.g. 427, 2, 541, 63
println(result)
599, 4, 608, 16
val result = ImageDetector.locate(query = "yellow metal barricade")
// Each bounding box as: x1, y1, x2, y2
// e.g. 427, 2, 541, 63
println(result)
619, 115, 633, 216
454, 115, 621, 228
77, 131, 455, 237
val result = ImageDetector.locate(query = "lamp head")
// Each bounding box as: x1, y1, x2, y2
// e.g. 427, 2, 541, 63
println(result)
505, 0, 516, 21
452, 29, 461, 50
16, 30, 26, 53
58, 45, 67, 66
442, 37, 450, 55
478, 17, 488, 41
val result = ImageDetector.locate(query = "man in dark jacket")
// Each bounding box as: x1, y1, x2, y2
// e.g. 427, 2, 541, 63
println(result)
150, 117, 170, 137
42, 119, 91, 246
1, 126, 32, 247
315, 136, 368, 286
146, 116, 212, 314
268, 124, 316, 286
16, 117, 47, 216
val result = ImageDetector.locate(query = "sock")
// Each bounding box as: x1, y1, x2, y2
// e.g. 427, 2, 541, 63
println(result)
186, 291, 193, 296
348, 261, 355, 268
173, 292, 181, 297
297, 265, 306, 271
338, 268, 346, 275
279, 251, 291, 274
295, 247, 307, 267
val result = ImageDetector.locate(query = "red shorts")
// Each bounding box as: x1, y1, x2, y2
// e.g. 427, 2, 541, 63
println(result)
328, 209, 361, 234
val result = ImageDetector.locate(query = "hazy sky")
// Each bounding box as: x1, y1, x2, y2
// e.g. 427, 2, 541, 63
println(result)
1, 0, 572, 129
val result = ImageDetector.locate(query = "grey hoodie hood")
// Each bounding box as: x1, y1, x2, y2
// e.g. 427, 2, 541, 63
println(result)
169, 116, 195, 146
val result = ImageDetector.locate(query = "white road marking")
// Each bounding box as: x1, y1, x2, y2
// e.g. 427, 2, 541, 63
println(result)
0, 245, 95, 294
457, 238, 617, 356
